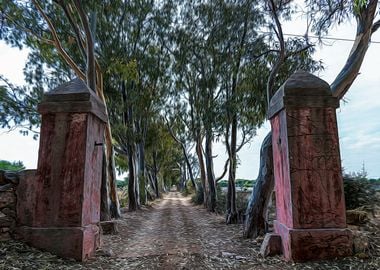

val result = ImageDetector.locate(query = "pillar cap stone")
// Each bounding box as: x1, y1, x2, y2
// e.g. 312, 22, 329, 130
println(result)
268, 70, 339, 119
38, 78, 107, 123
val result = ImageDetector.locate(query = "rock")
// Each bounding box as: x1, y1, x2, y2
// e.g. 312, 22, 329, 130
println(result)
221, 252, 235, 258
260, 233, 282, 257
0, 183, 13, 192
1, 208, 16, 218
0, 191, 16, 208
0, 232, 11, 241
352, 231, 369, 254
346, 210, 369, 225
96, 248, 114, 257
0, 172, 6, 185
0, 216, 14, 227
356, 252, 369, 259
100, 221, 119, 235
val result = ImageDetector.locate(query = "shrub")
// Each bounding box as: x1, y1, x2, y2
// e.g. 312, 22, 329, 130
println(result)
0, 160, 25, 171
344, 176, 379, 211
117, 187, 128, 208
182, 179, 196, 196
215, 185, 250, 222
191, 185, 204, 205
117, 178, 128, 188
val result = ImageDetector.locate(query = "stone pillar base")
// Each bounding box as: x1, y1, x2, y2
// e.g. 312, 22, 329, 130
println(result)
275, 221, 352, 262
16, 225, 100, 261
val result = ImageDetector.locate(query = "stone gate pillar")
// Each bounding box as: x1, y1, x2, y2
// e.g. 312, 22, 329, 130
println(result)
17, 78, 107, 261
267, 71, 352, 261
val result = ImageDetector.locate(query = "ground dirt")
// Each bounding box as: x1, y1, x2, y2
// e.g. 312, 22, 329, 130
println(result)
1, 192, 379, 269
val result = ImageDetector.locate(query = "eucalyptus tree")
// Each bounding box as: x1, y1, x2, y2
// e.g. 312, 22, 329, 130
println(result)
244, 0, 380, 238
213, 0, 269, 224
165, 114, 198, 191
145, 118, 183, 195
0, 0, 122, 219
172, 0, 239, 211
95, 0, 175, 210
0, 0, 176, 212
171, 0, 266, 215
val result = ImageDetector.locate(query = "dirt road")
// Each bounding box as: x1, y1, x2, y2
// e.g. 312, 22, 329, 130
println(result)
100, 191, 261, 269
2, 192, 379, 269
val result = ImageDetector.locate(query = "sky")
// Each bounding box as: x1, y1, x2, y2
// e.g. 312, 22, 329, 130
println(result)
0, 13, 379, 179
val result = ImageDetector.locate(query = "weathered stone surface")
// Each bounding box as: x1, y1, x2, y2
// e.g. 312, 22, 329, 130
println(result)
274, 221, 352, 261
100, 221, 119, 235
1, 207, 16, 218
16, 80, 106, 261
346, 210, 369, 225
0, 191, 16, 208
17, 225, 100, 261
0, 232, 11, 241
0, 216, 14, 227
268, 71, 352, 261
37, 78, 108, 123
0, 170, 20, 185
16, 170, 38, 226
260, 233, 282, 257
268, 70, 339, 119
0, 183, 14, 191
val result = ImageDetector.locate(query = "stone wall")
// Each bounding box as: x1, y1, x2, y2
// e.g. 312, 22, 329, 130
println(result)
0, 171, 18, 241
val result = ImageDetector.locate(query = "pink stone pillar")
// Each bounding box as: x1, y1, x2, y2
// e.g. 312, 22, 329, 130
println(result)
268, 71, 352, 261
17, 78, 107, 261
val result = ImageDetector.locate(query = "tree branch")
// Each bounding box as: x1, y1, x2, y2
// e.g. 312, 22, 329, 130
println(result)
266, 0, 286, 108
31, 0, 85, 80
216, 158, 229, 183
330, 0, 378, 99
371, 18, 380, 33
53, 0, 86, 60
73, 0, 96, 92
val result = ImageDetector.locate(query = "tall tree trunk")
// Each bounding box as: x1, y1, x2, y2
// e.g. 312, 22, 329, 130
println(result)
134, 148, 140, 207
107, 145, 121, 218
153, 151, 160, 198
330, 0, 378, 99
100, 148, 111, 221
205, 129, 216, 212
244, 132, 274, 238
180, 161, 187, 191
127, 143, 138, 211
166, 121, 197, 190
147, 170, 156, 199
196, 136, 207, 206
138, 141, 147, 205
184, 152, 196, 190
226, 115, 238, 224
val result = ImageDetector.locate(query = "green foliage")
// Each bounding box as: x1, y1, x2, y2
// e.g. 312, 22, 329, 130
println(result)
369, 178, 380, 184
0, 76, 41, 138
191, 184, 204, 205
218, 179, 255, 189
353, 0, 367, 14
343, 166, 379, 211
215, 185, 250, 221
116, 179, 128, 188
218, 180, 228, 188
344, 176, 379, 211
182, 179, 196, 197
236, 179, 254, 188
118, 186, 129, 208
0, 160, 25, 171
